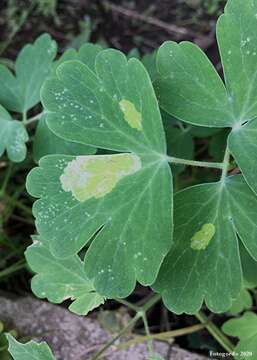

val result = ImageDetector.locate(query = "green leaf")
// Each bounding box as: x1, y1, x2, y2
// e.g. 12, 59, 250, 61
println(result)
52, 48, 78, 72
127, 48, 140, 60
27, 49, 173, 298
228, 121, 257, 194
33, 43, 103, 162
229, 288, 252, 315
68, 17, 92, 50
222, 312, 257, 359
25, 237, 104, 316
240, 243, 257, 288
0, 105, 28, 162
0, 34, 57, 113
155, 40, 234, 127
164, 120, 194, 175
33, 115, 96, 162
209, 129, 229, 161
53, 43, 103, 74
7, 335, 56, 360
141, 51, 158, 81
188, 125, 221, 138
154, 174, 257, 314
155, 0, 257, 193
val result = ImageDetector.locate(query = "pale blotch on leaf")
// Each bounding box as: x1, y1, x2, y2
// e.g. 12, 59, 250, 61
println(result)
119, 99, 143, 131
190, 223, 215, 251
60, 153, 141, 202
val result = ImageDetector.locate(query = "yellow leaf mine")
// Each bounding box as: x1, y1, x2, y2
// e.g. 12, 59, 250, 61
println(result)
190, 223, 215, 251
119, 99, 143, 131
60, 153, 141, 202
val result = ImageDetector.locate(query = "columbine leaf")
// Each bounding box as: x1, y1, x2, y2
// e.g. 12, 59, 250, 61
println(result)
228, 287, 252, 315
7, 335, 56, 360
209, 129, 230, 161
0, 105, 28, 162
155, 41, 233, 127
33, 115, 96, 162
222, 312, 257, 358
25, 237, 104, 316
154, 175, 257, 314
33, 44, 104, 161
127, 48, 140, 60
53, 43, 103, 73
164, 119, 194, 175
141, 51, 158, 81
0, 34, 57, 113
240, 243, 257, 288
26, 49, 172, 298
188, 125, 221, 138
155, 0, 257, 194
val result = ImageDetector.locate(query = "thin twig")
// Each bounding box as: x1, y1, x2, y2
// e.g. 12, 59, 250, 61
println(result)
90, 313, 141, 360
196, 311, 234, 353
116, 323, 206, 350
167, 156, 224, 170
104, 1, 190, 36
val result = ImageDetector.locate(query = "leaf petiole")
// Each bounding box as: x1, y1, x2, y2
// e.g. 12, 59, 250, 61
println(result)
166, 156, 224, 169
195, 311, 234, 353
90, 313, 141, 360
24, 112, 44, 126
221, 146, 230, 182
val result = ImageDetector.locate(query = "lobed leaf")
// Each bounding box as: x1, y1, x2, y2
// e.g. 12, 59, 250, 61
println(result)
0, 106, 28, 162
222, 312, 257, 358
33, 115, 96, 162
155, 0, 257, 194
164, 120, 194, 175
154, 175, 257, 314
240, 243, 257, 288
0, 34, 57, 113
27, 48, 173, 298
25, 236, 104, 315
228, 288, 252, 315
7, 335, 56, 360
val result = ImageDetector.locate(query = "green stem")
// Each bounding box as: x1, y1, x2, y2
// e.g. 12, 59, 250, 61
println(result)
221, 146, 230, 182
115, 298, 140, 312
22, 110, 27, 124
0, 163, 13, 196
90, 313, 141, 360
25, 111, 44, 125
0, 260, 26, 280
196, 311, 234, 353
117, 323, 205, 350
142, 294, 161, 312
166, 156, 224, 170
141, 312, 154, 356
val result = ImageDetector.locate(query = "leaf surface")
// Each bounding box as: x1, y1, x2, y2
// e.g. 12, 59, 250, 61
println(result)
25, 237, 104, 315
228, 288, 252, 315
33, 115, 96, 162
154, 175, 257, 314
27, 49, 173, 298
222, 312, 257, 359
164, 120, 193, 175
0, 34, 57, 113
155, 41, 233, 127
155, 0, 257, 193
0, 106, 28, 162
7, 335, 56, 360
240, 243, 257, 287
